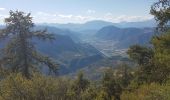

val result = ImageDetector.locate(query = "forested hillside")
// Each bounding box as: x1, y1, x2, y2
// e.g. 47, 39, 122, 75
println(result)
0, 0, 169, 100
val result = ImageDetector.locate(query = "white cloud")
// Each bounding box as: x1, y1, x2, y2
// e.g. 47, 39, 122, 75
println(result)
0, 14, 8, 24
33, 12, 95, 23
103, 13, 153, 23
37, 12, 55, 16
33, 11, 153, 23
75, 15, 88, 20
57, 14, 94, 22
0, 8, 5, 11
58, 14, 73, 19
114, 15, 153, 23
107, 15, 153, 23
0, 14, 7, 18
87, 9, 96, 14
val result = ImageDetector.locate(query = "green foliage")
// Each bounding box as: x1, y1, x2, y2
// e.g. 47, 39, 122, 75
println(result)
151, 0, 170, 32
127, 45, 153, 66
68, 72, 90, 100
72, 72, 90, 92
127, 45, 154, 83
0, 73, 71, 100
150, 31, 170, 83
114, 63, 134, 88
97, 69, 122, 100
127, 29, 170, 83
121, 82, 170, 100
80, 85, 98, 100
152, 30, 170, 67
0, 11, 58, 78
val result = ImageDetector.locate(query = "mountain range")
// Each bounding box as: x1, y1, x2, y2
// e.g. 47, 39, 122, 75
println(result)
43, 19, 156, 31
0, 19, 156, 75
96, 26, 154, 48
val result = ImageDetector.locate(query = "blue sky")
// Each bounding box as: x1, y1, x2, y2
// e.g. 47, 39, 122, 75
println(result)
0, 0, 155, 23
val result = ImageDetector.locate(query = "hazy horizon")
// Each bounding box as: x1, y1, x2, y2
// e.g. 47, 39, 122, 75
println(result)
0, 0, 155, 24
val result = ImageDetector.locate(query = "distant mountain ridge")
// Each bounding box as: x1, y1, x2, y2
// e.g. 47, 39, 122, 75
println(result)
41, 19, 156, 32
0, 25, 105, 75
0, 19, 157, 75
32, 26, 106, 74
33, 34, 105, 74
34, 25, 81, 43
117, 19, 156, 28
42, 20, 115, 31
96, 25, 154, 48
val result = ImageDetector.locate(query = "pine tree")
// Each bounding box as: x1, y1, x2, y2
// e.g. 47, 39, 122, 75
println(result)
118, 63, 133, 88
71, 72, 89, 99
127, 45, 153, 66
151, 31, 170, 83
100, 69, 122, 100
150, 0, 170, 32
0, 10, 58, 78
